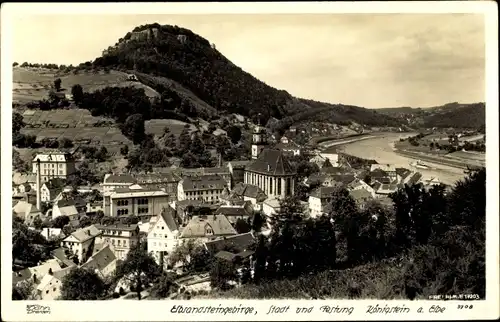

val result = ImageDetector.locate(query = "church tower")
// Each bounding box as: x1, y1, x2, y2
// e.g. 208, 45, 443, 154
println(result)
251, 118, 267, 159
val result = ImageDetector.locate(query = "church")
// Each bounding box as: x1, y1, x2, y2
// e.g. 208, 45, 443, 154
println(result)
243, 122, 296, 199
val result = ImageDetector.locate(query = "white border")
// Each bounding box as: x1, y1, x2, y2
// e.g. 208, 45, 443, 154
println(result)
1, 2, 498, 321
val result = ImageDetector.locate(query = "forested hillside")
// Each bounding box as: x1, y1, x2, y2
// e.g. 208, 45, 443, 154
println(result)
91, 23, 401, 128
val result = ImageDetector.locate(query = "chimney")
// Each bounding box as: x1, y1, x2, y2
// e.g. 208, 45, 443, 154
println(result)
36, 159, 41, 211
218, 152, 223, 168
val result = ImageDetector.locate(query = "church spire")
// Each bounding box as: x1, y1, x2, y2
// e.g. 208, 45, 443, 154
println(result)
251, 113, 267, 159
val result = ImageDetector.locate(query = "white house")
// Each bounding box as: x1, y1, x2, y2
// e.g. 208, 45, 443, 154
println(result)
95, 223, 140, 261
41, 228, 65, 241
104, 185, 170, 218
61, 225, 102, 263
262, 198, 281, 218
147, 207, 180, 267
51, 199, 81, 220
40, 179, 65, 203
177, 174, 227, 204
308, 186, 337, 218
101, 174, 136, 195
32, 151, 76, 183
34, 266, 74, 300
180, 215, 237, 243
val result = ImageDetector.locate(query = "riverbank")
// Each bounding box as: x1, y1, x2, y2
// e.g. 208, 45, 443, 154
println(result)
394, 149, 471, 170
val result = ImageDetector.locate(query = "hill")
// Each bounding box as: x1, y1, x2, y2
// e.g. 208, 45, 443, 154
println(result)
91, 23, 400, 128
13, 67, 159, 104
375, 102, 485, 129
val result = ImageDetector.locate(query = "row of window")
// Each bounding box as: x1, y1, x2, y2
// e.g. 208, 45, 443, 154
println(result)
137, 198, 148, 205
43, 169, 64, 175
117, 200, 129, 206
117, 199, 149, 206
117, 209, 129, 216
38, 163, 64, 169
138, 207, 149, 214
185, 190, 222, 196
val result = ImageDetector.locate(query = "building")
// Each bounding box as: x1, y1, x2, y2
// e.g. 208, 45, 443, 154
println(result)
230, 183, 268, 211
39, 178, 66, 203
214, 204, 253, 224
12, 200, 43, 226
51, 199, 84, 220
180, 215, 237, 242
204, 232, 256, 255
147, 207, 180, 267
34, 266, 74, 300
81, 245, 117, 279
308, 186, 338, 218
275, 136, 301, 156
370, 164, 398, 182
101, 174, 136, 195
262, 198, 281, 218
103, 185, 170, 219
245, 123, 297, 199
226, 161, 251, 186
41, 228, 65, 241
349, 188, 374, 209
134, 172, 182, 199
12, 259, 62, 287
95, 223, 140, 260
61, 225, 102, 263
32, 151, 76, 183
177, 175, 227, 204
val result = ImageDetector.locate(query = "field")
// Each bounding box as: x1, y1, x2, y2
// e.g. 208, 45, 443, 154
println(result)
13, 67, 159, 104
145, 119, 197, 136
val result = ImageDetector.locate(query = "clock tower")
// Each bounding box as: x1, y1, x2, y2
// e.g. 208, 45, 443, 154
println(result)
251, 120, 267, 159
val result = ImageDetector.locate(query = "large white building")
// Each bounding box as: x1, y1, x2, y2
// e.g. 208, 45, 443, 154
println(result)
95, 223, 140, 260
32, 151, 76, 183
244, 123, 297, 199
103, 185, 170, 218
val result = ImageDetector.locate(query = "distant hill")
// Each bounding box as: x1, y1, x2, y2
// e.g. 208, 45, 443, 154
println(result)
375, 102, 485, 129
90, 23, 400, 128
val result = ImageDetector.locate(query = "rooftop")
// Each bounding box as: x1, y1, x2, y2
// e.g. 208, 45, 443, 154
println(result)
96, 223, 139, 232
231, 183, 267, 202
246, 149, 296, 176
68, 225, 102, 243
181, 174, 227, 191
180, 215, 237, 239
204, 232, 256, 254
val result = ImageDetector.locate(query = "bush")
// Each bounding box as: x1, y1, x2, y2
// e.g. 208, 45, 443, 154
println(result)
119, 287, 126, 296
112, 292, 120, 298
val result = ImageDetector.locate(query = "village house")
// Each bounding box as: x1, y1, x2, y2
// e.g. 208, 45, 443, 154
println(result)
35, 265, 74, 300
95, 223, 140, 260
204, 232, 256, 256
372, 182, 401, 197
262, 198, 281, 218
39, 178, 65, 203
81, 245, 117, 279
230, 183, 268, 211
12, 200, 44, 226
180, 214, 237, 243
61, 225, 102, 264
12, 259, 62, 288
41, 227, 65, 241
177, 174, 227, 204
32, 151, 76, 183
103, 185, 170, 219
147, 207, 180, 267
308, 186, 339, 218
226, 161, 251, 187
349, 188, 374, 209
347, 179, 377, 198
370, 164, 398, 183
245, 123, 297, 199
51, 199, 84, 220
214, 204, 253, 224
275, 136, 302, 156
12, 173, 37, 191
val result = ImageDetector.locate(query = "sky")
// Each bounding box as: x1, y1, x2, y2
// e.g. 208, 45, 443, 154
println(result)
10, 13, 485, 108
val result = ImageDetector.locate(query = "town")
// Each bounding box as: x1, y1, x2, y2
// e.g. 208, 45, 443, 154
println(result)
10, 20, 486, 301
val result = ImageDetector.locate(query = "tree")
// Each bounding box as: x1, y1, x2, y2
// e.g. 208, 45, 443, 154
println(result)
13, 112, 25, 134
120, 145, 129, 156
226, 125, 242, 144
234, 218, 251, 234
53, 215, 70, 229
13, 62, 19, 67
59, 138, 74, 149
251, 211, 266, 233
54, 78, 62, 92
210, 258, 238, 291
33, 216, 43, 230
122, 114, 146, 145
150, 273, 177, 299
115, 242, 160, 300
12, 280, 36, 300
71, 84, 84, 105
60, 267, 107, 300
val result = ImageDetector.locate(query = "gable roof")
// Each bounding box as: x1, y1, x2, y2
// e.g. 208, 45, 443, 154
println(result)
204, 232, 256, 254
395, 167, 412, 179
13, 200, 41, 216
134, 172, 181, 184
231, 183, 267, 202
12, 259, 62, 285
68, 225, 101, 243
96, 222, 139, 232
226, 161, 251, 169
51, 247, 77, 268
52, 265, 76, 281
245, 149, 296, 176
407, 172, 423, 185
181, 175, 227, 191
103, 174, 136, 184
350, 188, 374, 202
180, 215, 237, 239
81, 245, 116, 272
158, 207, 179, 232
215, 206, 251, 218
310, 186, 338, 199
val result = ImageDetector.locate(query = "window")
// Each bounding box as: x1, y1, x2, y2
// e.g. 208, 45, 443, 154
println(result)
112, 240, 115, 245
46, 290, 49, 294
138, 198, 148, 205
59, 170, 63, 175
118, 240, 121, 245
162, 226, 164, 230
123, 240, 127, 246
154, 233, 157, 237
53, 287, 56, 292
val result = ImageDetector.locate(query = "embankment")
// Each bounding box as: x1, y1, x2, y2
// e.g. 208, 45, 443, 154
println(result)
394, 149, 480, 170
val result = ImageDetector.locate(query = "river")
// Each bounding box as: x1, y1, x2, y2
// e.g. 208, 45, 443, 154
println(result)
325, 132, 467, 186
